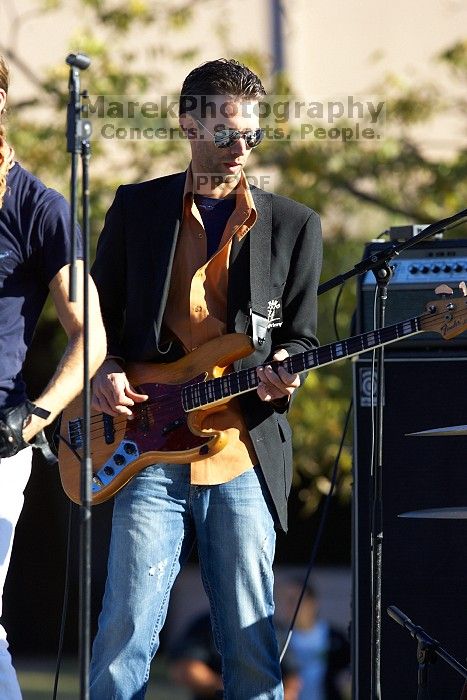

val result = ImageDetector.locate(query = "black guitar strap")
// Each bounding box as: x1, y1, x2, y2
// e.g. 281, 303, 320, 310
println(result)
249, 193, 272, 350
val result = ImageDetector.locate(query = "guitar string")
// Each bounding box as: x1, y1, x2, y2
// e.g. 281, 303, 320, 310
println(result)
69, 305, 465, 443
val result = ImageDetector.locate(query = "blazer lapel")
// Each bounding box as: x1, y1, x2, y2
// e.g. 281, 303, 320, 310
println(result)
150, 172, 185, 342
227, 187, 272, 339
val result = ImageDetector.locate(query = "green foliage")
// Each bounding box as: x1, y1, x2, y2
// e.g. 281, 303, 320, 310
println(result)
287, 234, 361, 510
439, 39, 467, 74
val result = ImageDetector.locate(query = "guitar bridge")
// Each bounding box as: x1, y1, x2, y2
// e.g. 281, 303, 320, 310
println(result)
68, 418, 83, 449
69, 415, 115, 449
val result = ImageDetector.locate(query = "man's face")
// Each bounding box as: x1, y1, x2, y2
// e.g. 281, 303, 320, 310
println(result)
276, 583, 318, 630
181, 97, 260, 182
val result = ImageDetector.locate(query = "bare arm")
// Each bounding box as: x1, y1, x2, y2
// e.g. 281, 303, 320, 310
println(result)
283, 672, 302, 700
23, 261, 107, 441
169, 659, 223, 697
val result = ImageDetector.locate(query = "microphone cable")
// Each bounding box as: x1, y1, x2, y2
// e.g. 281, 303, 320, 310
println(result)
280, 397, 352, 661
52, 500, 73, 700
280, 279, 353, 661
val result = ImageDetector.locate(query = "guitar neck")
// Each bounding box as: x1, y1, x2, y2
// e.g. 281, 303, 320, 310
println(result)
182, 316, 422, 412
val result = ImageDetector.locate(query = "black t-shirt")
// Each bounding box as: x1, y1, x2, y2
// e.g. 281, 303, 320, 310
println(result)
0, 163, 81, 408
193, 194, 236, 260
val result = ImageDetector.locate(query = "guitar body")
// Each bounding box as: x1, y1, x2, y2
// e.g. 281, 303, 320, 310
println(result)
58, 333, 254, 505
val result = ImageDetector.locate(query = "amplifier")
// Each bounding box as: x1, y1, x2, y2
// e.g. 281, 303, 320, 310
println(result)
356, 239, 467, 352
352, 356, 467, 699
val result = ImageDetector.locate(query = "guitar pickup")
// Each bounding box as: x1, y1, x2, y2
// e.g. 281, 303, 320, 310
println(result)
138, 405, 150, 434
103, 413, 115, 444
161, 417, 187, 435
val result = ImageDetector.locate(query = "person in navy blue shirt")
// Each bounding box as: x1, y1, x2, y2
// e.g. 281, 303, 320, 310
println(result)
0, 54, 106, 698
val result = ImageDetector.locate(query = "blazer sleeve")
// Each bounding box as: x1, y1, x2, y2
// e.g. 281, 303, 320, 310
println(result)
271, 208, 323, 360
91, 186, 127, 358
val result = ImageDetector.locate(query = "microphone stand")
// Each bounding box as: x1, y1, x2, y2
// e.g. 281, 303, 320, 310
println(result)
387, 606, 467, 699
317, 207, 467, 699
66, 52, 92, 700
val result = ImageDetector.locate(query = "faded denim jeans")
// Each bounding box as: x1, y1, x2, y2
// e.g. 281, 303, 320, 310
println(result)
0, 447, 32, 700
90, 463, 283, 699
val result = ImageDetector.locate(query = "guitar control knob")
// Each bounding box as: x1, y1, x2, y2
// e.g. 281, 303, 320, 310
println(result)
104, 466, 115, 476
408, 265, 418, 274
124, 443, 137, 455
113, 454, 125, 466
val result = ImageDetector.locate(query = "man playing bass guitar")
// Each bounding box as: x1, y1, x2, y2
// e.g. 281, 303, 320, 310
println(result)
89, 59, 322, 700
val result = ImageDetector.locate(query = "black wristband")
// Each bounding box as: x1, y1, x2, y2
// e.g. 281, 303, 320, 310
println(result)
30, 404, 51, 420
0, 401, 50, 459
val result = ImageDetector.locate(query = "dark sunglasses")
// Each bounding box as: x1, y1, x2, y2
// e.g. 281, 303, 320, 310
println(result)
213, 127, 265, 149
194, 119, 265, 149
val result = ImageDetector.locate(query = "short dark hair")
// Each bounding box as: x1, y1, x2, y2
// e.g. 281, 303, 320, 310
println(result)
179, 58, 266, 116
287, 576, 317, 601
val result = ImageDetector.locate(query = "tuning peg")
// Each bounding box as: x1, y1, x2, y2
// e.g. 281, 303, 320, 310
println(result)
459, 281, 467, 297
434, 284, 454, 297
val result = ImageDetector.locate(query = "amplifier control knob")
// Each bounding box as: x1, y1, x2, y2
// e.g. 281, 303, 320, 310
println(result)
408, 265, 418, 274
443, 264, 452, 273
454, 263, 463, 273
431, 264, 441, 273
420, 265, 429, 274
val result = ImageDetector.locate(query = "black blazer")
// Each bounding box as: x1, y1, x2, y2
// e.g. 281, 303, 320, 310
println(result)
92, 172, 323, 530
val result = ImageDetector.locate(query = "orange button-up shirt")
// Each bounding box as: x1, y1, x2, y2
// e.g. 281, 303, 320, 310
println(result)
163, 167, 258, 484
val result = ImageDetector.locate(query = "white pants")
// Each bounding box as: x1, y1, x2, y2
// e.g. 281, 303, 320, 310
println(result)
0, 447, 32, 700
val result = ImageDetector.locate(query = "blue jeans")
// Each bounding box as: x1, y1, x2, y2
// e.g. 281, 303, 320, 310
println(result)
90, 464, 283, 700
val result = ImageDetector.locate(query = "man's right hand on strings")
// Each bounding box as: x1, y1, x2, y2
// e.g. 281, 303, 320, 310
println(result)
91, 358, 148, 417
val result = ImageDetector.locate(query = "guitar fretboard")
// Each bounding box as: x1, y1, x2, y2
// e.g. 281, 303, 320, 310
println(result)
181, 317, 421, 412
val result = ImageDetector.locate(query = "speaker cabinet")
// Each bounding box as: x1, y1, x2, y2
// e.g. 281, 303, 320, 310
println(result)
352, 357, 467, 698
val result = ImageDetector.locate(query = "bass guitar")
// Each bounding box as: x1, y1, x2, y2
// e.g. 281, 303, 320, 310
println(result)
58, 288, 467, 504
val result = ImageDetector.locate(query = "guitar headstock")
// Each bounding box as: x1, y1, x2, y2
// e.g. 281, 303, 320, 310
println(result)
420, 283, 467, 339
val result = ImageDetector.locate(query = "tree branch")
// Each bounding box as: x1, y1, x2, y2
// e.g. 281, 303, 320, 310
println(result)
0, 44, 62, 99
331, 176, 437, 223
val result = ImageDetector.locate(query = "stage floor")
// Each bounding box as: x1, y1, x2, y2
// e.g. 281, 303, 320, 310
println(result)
16, 655, 189, 699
